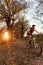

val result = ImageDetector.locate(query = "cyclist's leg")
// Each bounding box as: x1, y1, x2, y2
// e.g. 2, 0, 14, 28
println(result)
27, 33, 32, 44
29, 35, 32, 44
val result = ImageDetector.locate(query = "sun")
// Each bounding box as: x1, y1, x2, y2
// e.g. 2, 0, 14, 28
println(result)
1, 30, 11, 42
4, 31, 9, 39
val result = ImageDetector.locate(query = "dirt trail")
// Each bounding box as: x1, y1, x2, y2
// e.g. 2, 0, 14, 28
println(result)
0, 39, 43, 65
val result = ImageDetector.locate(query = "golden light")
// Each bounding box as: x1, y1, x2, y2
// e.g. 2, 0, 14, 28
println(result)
1, 30, 11, 42
4, 31, 9, 40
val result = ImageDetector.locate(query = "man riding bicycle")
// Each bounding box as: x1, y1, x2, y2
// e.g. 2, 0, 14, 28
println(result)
27, 25, 39, 44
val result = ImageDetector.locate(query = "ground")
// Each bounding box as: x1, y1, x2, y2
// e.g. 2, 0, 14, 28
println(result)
0, 38, 43, 65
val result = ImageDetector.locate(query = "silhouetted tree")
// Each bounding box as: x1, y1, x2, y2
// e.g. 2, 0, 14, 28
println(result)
14, 16, 30, 38
0, 0, 27, 30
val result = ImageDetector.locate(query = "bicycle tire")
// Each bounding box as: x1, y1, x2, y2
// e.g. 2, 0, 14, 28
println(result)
33, 44, 42, 57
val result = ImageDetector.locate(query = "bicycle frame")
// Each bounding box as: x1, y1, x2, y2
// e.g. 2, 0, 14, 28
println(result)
33, 35, 38, 48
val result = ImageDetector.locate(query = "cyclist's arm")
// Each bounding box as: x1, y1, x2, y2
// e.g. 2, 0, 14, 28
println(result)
34, 30, 39, 34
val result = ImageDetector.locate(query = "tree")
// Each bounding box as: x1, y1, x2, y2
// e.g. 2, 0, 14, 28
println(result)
0, 0, 26, 30
14, 16, 30, 38
36, 0, 43, 17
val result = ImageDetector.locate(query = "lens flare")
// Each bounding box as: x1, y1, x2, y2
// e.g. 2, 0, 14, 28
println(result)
1, 30, 11, 42
4, 32, 9, 39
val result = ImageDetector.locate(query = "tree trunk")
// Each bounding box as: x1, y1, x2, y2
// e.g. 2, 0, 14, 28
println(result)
21, 31, 24, 38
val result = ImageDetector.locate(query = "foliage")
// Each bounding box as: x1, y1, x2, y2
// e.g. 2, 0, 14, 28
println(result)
14, 16, 30, 38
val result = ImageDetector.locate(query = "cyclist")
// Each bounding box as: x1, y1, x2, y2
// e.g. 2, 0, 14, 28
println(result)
27, 25, 39, 44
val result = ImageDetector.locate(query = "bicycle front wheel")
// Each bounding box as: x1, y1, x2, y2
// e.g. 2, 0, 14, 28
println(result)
33, 43, 42, 57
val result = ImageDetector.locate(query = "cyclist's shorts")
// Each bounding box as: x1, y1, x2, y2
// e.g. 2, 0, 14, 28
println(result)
27, 32, 33, 38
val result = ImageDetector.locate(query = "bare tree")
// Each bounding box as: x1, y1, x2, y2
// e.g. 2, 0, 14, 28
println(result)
0, 0, 27, 30
36, 0, 43, 16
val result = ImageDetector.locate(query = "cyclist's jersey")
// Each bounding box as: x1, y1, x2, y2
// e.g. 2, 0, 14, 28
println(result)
27, 27, 35, 35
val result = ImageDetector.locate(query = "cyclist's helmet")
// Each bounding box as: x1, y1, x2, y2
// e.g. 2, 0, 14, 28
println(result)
32, 24, 35, 27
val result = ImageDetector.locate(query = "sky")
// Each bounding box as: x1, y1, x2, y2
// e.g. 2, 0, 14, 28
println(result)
24, 0, 43, 33
0, 0, 43, 33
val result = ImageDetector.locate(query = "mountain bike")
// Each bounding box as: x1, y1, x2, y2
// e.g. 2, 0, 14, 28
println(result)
26, 35, 42, 57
